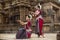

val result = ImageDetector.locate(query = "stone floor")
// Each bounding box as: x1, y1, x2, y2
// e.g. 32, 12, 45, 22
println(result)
0, 33, 57, 40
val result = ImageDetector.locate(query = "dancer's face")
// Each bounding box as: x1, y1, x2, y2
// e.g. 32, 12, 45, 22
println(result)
26, 16, 30, 21
34, 10, 40, 16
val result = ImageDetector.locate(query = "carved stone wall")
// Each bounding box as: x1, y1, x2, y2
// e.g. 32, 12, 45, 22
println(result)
0, 0, 60, 33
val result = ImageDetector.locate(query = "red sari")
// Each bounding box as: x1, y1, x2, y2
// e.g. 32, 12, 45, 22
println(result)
35, 10, 44, 36
26, 21, 31, 29
25, 21, 32, 38
35, 15, 44, 35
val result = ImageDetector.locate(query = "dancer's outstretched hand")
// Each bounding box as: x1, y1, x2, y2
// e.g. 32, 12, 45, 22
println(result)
16, 20, 28, 25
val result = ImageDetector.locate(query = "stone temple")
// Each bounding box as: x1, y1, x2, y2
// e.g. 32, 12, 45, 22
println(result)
0, 0, 60, 33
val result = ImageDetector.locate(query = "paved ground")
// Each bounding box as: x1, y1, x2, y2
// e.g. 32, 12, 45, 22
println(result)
0, 33, 57, 40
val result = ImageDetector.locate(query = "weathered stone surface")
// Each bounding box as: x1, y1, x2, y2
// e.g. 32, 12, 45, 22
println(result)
0, 0, 60, 33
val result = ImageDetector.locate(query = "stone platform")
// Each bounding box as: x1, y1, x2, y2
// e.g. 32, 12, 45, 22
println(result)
0, 33, 57, 40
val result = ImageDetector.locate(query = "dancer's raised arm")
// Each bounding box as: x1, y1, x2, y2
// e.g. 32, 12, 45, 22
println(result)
17, 20, 28, 25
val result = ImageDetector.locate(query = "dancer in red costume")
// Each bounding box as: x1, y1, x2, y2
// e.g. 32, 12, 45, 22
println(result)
17, 15, 32, 38
34, 3, 44, 38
